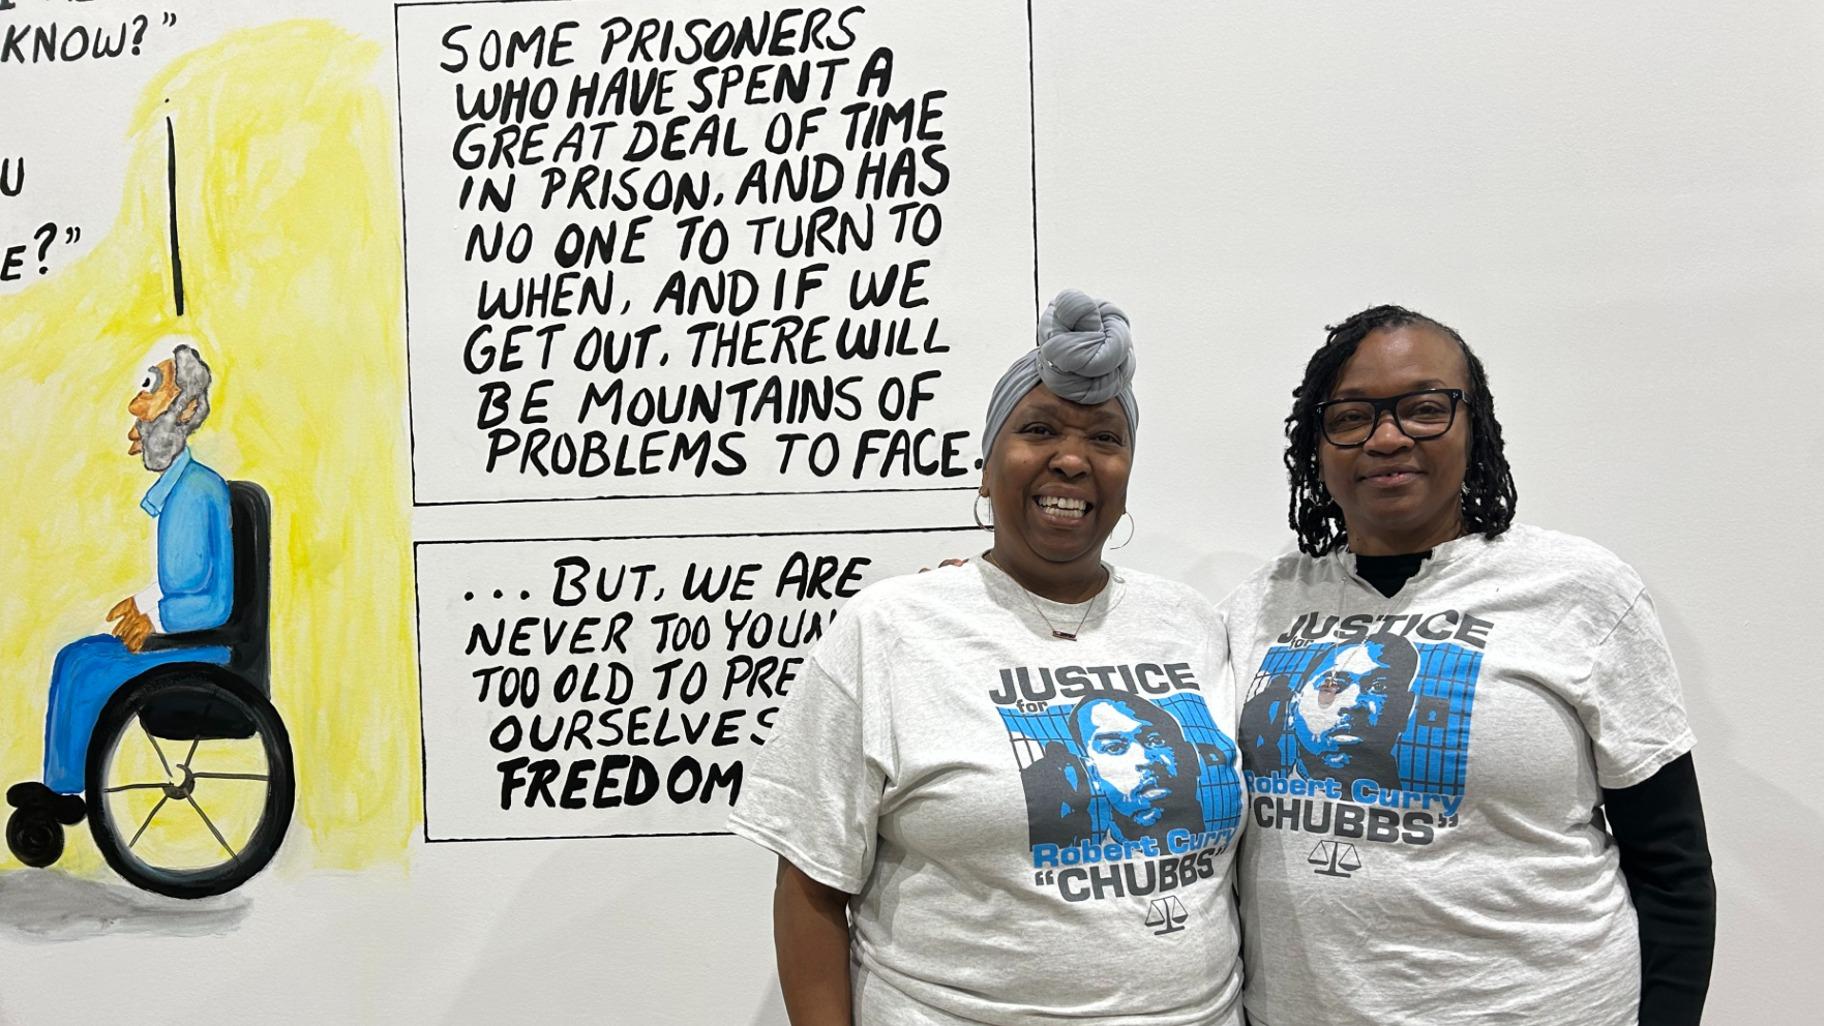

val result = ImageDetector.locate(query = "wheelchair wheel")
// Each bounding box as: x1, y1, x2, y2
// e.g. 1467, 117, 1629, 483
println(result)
85, 668, 293, 899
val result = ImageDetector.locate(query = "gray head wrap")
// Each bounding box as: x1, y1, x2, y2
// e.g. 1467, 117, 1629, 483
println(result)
982, 289, 1138, 457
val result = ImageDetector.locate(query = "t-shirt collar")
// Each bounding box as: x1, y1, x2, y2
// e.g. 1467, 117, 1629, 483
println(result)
973, 554, 1127, 640
1333, 529, 1489, 589
140, 446, 192, 517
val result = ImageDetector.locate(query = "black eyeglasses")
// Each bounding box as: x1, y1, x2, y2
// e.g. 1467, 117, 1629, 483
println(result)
1313, 389, 1468, 448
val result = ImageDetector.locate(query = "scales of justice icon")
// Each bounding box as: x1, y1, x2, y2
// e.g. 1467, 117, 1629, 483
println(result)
1308, 840, 1362, 878
1145, 896, 1189, 935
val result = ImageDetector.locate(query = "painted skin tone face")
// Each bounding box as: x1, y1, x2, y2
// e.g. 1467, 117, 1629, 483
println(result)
127, 357, 199, 467
1319, 325, 1472, 556
981, 386, 1132, 603
127, 358, 176, 458
1081, 699, 1185, 831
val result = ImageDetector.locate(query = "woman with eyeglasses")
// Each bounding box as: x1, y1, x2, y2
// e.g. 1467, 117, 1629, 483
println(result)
731, 291, 1248, 1025
1223, 305, 1715, 1026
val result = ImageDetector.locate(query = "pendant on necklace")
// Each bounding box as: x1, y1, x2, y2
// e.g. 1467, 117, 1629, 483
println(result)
1051, 630, 1077, 641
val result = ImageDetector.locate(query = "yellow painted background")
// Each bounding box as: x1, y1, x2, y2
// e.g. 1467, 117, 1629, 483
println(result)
0, 22, 415, 874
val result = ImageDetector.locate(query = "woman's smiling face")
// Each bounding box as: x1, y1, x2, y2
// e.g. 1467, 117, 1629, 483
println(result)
1318, 324, 1472, 555
983, 385, 1132, 584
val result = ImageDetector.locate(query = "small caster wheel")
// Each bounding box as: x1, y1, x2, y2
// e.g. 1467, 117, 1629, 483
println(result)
7, 806, 65, 867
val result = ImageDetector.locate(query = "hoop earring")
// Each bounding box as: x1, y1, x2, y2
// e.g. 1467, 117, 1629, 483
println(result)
1108, 511, 1135, 549
974, 495, 994, 530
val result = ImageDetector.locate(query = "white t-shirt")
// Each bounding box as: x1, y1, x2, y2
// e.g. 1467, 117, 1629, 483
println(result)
729, 559, 1246, 1026
1220, 525, 1695, 1026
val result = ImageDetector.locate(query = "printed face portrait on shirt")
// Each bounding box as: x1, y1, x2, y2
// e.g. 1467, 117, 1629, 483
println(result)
1070, 693, 1203, 842
1287, 633, 1419, 787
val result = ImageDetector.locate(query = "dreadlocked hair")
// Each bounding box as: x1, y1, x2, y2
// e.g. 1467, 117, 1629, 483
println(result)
1283, 304, 1517, 556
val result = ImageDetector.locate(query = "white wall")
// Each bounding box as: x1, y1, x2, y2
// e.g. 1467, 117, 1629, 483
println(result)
0, 2, 1816, 1023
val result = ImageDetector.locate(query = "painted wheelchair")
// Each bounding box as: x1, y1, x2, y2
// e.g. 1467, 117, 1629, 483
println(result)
6, 481, 294, 899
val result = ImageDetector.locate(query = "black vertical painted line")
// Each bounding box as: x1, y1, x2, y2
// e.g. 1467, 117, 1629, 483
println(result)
165, 114, 185, 316
393, 6, 421, 506
411, 544, 434, 842
1026, 0, 1039, 314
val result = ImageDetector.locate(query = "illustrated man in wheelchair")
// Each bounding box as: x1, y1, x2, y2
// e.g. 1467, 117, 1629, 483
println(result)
6, 336, 293, 899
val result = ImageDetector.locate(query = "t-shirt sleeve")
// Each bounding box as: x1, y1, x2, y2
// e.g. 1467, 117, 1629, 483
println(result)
1191, 588, 1234, 707
726, 600, 895, 894
1577, 588, 1697, 789
1213, 578, 1256, 704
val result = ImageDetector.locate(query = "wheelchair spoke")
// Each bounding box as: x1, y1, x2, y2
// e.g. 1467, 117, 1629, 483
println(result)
183, 737, 201, 771
191, 772, 269, 781
192, 690, 222, 769
129, 796, 169, 849
187, 796, 238, 860
143, 727, 174, 778
104, 782, 171, 793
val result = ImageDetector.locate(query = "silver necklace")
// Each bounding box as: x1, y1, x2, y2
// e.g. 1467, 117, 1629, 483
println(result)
986, 554, 1107, 641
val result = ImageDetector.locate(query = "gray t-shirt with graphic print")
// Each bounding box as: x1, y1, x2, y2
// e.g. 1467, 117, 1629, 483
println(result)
730, 560, 1245, 1026
1221, 525, 1695, 1026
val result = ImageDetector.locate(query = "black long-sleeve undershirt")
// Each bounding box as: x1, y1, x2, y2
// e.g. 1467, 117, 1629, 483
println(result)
1355, 552, 1716, 1025
1603, 753, 1716, 1026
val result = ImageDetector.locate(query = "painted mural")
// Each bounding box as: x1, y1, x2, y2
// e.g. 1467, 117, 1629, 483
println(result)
1, 19, 415, 901
1, 0, 1028, 915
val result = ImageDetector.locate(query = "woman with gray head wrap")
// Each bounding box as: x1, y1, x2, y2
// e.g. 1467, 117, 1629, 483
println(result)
975, 287, 1138, 605
733, 289, 1247, 1025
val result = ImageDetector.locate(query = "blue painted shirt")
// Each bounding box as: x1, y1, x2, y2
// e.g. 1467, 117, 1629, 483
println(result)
142, 448, 234, 632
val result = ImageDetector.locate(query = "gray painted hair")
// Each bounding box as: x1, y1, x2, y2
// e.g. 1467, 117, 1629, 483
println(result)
170, 344, 212, 433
